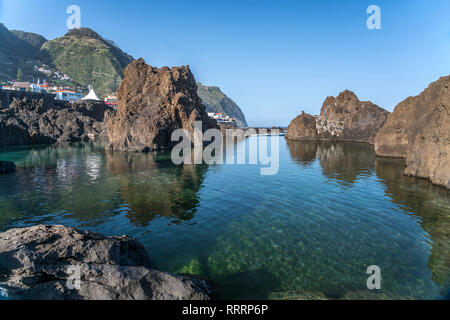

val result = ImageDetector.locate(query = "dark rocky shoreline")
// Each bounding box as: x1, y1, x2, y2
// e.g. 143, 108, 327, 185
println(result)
0, 90, 114, 147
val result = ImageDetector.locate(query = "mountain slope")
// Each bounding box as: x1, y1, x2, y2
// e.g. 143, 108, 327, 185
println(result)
197, 82, 248, 127
0, 23, 42, 81
10, 30, 47, 52
41, 28, 134, 97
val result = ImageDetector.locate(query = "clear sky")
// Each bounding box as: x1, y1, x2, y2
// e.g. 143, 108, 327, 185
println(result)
1, 0, 449, 127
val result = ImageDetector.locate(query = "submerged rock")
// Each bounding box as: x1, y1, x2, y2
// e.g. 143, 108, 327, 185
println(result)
106, 58, 218, 152
0, 225, 210, 300
0, 161, 16, 174
286, 91, 389, 144
375, 76, 450, 189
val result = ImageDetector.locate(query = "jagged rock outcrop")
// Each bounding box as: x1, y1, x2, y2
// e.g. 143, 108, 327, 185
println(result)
106, 58, 218, 152
0, 161, 16, 174
0, 225, 211, 300
0, 96, 113, 147
286, 91, 389, 144
375, 76, 450, 189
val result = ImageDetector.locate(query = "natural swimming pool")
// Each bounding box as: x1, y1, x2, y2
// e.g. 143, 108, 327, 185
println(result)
0, 137, 448, 299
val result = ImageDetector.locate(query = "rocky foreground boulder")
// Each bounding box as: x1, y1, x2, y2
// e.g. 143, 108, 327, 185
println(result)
375, 76, 450, 189
0, 225, 210, 300
286, 90, 389, 144
0, 97, 113, 147
106, 58, 218, 152
0, 161, 16, 174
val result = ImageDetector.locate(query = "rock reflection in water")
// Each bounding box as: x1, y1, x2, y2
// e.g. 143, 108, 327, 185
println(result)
105, 151, 209, 226
0, 142, 120, 228
375, 157, 450, 296
286, 140, 450, 297
286, 140, 375, 185
285, 140, 318, 167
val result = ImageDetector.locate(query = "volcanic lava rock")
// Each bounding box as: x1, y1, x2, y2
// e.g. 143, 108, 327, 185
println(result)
375, 76, 450, 189
0, 225, 211, 300
286, 91, 389, 144
0, 96, 112, 146
0, 161, 16, 174
106, 58, 218, 152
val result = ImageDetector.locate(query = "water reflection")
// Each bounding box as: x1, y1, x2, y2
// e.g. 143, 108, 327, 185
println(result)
286, 140, 375, 185
1, 140, 449, 299
0, 143, 209, 229
285, 140, 318, 167
0, 142, 121, 227
375, 157, 450, 296
287, 140, 450, 296
105, 151, 209, 226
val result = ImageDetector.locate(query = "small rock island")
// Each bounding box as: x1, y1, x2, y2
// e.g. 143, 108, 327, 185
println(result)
286, 90, 390, 144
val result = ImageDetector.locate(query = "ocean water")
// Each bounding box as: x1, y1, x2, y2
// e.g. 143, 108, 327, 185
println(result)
0, 137, 448, 300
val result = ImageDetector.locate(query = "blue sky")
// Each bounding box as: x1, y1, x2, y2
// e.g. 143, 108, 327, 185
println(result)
1, 0, 449, 126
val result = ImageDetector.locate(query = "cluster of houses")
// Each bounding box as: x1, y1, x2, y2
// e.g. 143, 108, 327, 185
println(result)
34, 65, 72, 82
207, 112, 237, 126
1, 79, 84, 95
0, 81, 47, 93
1, 78, 119, 107
0, 80, 119, 108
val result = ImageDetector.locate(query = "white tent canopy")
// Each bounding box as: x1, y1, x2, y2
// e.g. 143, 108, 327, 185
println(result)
82, 85, 100, 101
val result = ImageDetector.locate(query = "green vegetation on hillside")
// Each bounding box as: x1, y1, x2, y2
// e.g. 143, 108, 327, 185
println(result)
10, 30, 47, 52
197, 82, 248, 127
0, 23, 43, 82
41, 28, 134, 97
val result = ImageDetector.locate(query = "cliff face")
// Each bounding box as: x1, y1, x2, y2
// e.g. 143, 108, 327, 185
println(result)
318, 90, 390, 144
197, 83, 248, 127
106, 58, 218, 152
286, 90, 389, 144
375, 76, 450, 189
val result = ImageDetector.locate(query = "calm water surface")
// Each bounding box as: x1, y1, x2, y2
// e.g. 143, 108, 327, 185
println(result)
0, 137, 449, 299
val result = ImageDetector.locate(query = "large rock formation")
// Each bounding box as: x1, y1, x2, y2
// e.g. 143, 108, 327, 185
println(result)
375, 76, 450, 189
0, 161, 16, 174
0, 225, 210, 300
0, 94, 113, 147
286, 91, 389, 144
106, 58, 218, 152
